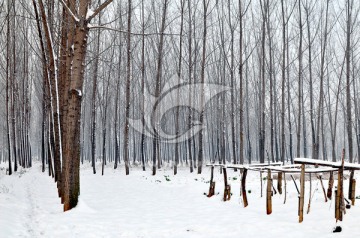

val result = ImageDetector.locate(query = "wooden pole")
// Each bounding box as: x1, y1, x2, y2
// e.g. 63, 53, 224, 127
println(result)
335, 187, 340, 220
260, 171, 263, 197
266, 169, 272, 215
336, 149, 345, 222
207, 166, 215, 197
306, 173, 312, 214
241, 168, 248, 207
284, 172, 287, 204
277, 172, 283, 194
348, 170, 354, 204
327, 171, 334, 199
351, 179, 356, 205
223, 167, 231, 201
299, 164, 305, 223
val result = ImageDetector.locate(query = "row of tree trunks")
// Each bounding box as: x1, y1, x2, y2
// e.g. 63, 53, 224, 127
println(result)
4, 0, 33, 175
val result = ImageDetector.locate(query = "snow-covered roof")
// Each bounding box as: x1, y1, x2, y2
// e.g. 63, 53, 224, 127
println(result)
294, 158, 360, 170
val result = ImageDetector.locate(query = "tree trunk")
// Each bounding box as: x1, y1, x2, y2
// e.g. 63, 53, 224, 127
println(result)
6, 0, 12, 175
197, 0, 210, 174
297, 0, 303, 158
152, 0, 168, 175
345, 0, 353, 163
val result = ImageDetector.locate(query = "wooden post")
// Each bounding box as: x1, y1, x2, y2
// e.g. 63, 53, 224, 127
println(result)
277, 172, 283, 194
335, 172, 344, 222
260, 171, 263, 197
266, 169, 272, 215
335, 188, 339, 220
351, 179, 356, 205
207, 166, 215, 197
327, 171, 334, 199
241, 168, 248, 207
299, 164, 305, 223
283, 172, 287, 204
336, 149, 345, 222
348, 170, 354, 204
223, 167, 231, 201
306, 173, 312, 214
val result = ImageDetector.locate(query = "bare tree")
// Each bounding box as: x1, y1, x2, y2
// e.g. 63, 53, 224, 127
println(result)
296, 0, 303, 158
197, 0, 210, 174
152, 0, 169, 175
123, 0, 132, 175
6, 0, 12, 175
313, 0, 329, 160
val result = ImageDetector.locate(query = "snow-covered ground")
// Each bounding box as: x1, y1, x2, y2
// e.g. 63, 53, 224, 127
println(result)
1, 162, 359, 238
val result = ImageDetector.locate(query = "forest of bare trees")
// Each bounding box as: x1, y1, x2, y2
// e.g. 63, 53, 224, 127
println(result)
1, 0, 360, 211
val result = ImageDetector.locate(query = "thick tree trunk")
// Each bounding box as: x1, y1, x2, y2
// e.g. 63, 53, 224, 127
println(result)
62, 21, 89, 210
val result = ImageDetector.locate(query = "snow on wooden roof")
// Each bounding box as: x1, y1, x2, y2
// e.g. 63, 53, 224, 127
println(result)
294, 158, 360, 170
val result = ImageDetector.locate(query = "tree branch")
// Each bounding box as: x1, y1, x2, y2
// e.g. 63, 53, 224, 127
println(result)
88, 24, 180, 36
87, 0, 114, 22
58, 0, 78, 22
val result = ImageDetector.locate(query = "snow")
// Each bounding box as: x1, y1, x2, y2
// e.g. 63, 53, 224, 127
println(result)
1, 162, 360, 237
75, 89, 82, 97
294, 158, 360, 170
295, 158, 340, 167
86, 9, 95, 19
